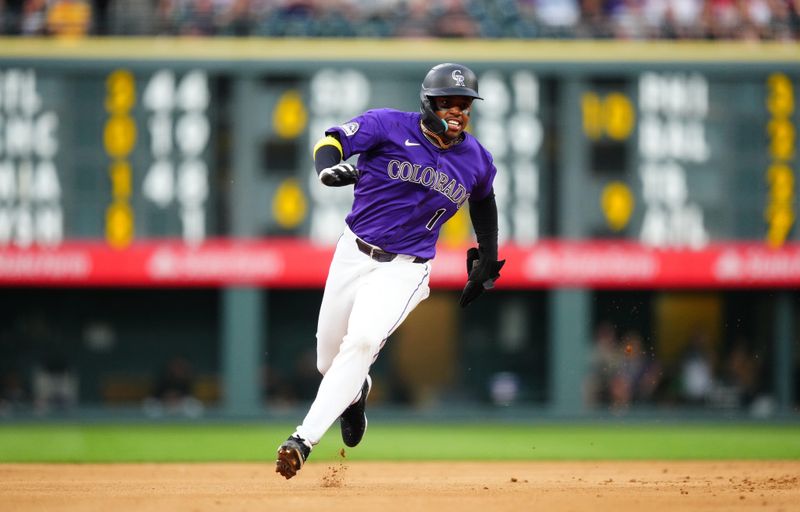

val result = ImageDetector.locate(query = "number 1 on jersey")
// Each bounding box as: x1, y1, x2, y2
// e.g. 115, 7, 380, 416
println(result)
426, 208, 446, 230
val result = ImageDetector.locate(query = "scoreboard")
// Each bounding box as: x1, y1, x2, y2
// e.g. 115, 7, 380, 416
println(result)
0, 39, 798, 288
0, 66, 218, 246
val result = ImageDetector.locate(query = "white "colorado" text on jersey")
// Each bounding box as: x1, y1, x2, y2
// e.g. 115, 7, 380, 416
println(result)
386, 159, 470, 207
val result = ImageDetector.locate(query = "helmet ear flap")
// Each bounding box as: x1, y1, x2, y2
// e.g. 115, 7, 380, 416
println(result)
420, 95, 448, 136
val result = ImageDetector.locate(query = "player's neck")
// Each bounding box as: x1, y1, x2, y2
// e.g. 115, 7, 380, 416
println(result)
420, 121, 463, 150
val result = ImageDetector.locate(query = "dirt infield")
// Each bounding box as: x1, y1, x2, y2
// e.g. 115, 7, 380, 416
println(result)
2, 461, 798, 512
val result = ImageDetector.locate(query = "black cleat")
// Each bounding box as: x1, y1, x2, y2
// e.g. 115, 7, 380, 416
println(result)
275, 435, 311, 480
340, 376, 372, 447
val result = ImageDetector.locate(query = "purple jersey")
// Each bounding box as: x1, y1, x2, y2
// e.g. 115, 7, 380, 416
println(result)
325, 109, 497, 260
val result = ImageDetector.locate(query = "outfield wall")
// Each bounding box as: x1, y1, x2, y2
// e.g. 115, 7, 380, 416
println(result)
0, 39, 797, 418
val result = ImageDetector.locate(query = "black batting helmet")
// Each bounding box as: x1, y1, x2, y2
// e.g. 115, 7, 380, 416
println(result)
419, 63, 482, 135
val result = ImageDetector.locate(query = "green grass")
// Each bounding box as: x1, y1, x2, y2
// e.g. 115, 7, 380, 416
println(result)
0, 423, 798, 463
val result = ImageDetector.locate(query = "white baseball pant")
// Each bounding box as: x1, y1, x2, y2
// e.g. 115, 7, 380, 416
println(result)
294, 226, 431, 444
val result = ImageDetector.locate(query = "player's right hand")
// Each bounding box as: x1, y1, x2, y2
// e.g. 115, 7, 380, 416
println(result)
459, 247, 505, 308
319, 163, 359, 187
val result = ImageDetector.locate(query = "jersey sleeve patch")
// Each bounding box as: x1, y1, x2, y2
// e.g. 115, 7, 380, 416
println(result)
340, 122, 360, 136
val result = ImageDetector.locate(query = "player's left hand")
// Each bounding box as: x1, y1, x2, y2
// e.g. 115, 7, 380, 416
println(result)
459, 247, 505, 308
319, 163, 359, 187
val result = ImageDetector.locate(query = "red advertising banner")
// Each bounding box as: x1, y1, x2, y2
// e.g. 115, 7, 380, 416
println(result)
1, 239, 799, 289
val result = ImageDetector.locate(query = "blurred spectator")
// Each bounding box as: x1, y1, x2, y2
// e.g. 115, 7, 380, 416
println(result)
155, 0, 180, 34
607, 0, 650, 39
721, 335, 760, 407
108, 0, 157, 35
511, 0, 540, 37
703, 0, 743, 38
586, 325, 666, 411
534, 0, 581, 37
661, 0, 706, 39
264, 346, 319, 406
217, 0, 252, 35
2, 0, 799, 38
143, 356, 204, 417
356, 0, 396, 37
678, 327, 716, 404
0, 369, 27, 416
618, 329, 665, 405
576, 0, 615, 37
741, 0, 775, 38
792, 0, 800, 33
775, 0, 800, 39
393, 0, 436, 37
45, 0, 92, 37
0, 0, 11, 34
260, 0, 319, 37
176, 0, 218, 36
585, 321, 625, 409
745, 0, 797, 39
315, 0, 358, 37
32, 354, 79, 414
431, 0, 480, 38
20, 0, 47, 34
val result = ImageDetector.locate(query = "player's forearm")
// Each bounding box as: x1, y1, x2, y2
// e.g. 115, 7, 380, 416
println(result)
313, 135, 343, 175
468, 193, 498, 261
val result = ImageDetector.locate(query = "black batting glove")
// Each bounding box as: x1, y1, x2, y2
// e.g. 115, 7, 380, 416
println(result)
459, 247, 506, 308
319, 163, 359, 187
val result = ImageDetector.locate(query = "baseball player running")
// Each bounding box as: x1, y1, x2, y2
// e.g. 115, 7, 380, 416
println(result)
276, 63, 505, 479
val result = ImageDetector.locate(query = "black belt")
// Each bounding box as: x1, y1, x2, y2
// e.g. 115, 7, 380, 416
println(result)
355, 237, 427, 264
